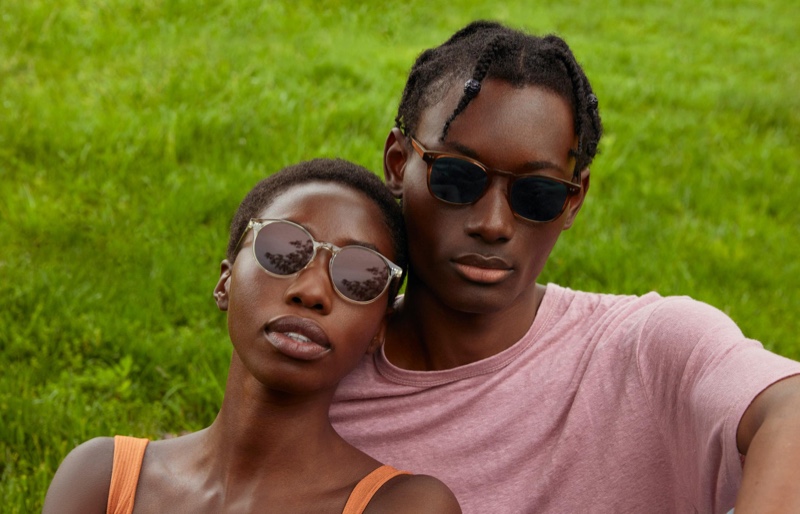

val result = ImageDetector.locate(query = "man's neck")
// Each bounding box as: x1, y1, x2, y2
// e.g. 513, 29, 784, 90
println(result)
384, 280, 547, 371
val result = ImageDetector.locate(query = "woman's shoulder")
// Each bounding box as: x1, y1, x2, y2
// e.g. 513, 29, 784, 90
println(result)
366, 472, 461, 513
43, 436, 116, 514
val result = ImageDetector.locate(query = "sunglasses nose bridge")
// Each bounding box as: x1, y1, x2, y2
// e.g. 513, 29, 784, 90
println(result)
479, 167, 516, 206
305, 240, 337, 271
313, 241, 338, 259
490, 166, 515, 184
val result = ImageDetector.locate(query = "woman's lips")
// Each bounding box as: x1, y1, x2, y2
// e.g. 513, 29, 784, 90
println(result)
451, 254, 513, 284
265, 316, 331, 361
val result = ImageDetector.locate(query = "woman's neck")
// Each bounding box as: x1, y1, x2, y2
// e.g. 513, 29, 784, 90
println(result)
201, 356, 367, 484
135, 355, 380, 512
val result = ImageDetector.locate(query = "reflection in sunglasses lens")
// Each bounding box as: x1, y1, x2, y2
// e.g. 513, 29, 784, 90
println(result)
332, 247, 389, 302
252, 221, 391, 302
254, 223, 314, 275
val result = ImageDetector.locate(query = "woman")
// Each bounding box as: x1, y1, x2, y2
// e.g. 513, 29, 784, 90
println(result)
44, 158, 460, 513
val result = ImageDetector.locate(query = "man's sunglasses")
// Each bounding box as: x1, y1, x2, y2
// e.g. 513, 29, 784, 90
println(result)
410, 137, 582, 223
235, 219, 403, 304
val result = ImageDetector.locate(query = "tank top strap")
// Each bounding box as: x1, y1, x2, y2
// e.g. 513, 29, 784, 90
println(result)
342, 464, 411, 514
106, 435, 149, 514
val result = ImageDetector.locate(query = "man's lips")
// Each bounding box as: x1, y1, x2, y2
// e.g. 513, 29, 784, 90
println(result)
264, 316, 331, 361
451, 254, 513, 284
453, 254, 512, 269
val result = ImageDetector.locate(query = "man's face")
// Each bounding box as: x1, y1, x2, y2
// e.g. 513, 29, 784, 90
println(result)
389, 79, 588, 315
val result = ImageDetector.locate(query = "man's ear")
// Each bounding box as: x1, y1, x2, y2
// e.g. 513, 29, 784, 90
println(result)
383, 127, 409, 199
214, 260, 233, 311
562, 168, 590, 230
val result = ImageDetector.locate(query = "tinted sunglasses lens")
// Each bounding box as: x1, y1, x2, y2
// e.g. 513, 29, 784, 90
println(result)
253, 222, 314, 275
510, 177, 570, 222
331, 247, 390, 302
429, 157, 488, 204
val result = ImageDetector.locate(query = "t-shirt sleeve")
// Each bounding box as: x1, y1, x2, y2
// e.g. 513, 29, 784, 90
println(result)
633, 297, 800, 510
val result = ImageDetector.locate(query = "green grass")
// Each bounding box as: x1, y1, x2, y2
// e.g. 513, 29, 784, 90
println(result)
1, 0, 798, 510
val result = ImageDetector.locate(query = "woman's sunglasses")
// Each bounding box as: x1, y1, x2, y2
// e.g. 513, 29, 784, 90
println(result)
236, 219, 403, 304
410, 137, 582, 223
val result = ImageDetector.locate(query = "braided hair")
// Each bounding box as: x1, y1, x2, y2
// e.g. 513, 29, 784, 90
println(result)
395, 21, 603, 175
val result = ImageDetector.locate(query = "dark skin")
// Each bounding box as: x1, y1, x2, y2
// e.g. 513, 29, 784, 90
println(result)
382, 78, 800, 512
383, 79, 588, 371
43, 182, 460, 513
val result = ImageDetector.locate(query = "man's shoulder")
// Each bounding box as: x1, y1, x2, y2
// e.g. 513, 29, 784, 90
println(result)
538, 284, 737, 361
542, 283, 671, 329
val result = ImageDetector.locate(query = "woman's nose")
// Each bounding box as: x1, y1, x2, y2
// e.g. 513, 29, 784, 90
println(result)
282, 251, 334, 314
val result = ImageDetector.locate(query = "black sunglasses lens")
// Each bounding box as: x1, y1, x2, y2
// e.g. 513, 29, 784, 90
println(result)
253, 222, 314, 275
331, 247, 390, 302
429, 157, 488, 204
510, 177, 570, 222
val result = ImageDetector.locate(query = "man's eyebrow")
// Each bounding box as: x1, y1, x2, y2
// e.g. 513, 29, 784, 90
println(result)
444, 140, 566, 174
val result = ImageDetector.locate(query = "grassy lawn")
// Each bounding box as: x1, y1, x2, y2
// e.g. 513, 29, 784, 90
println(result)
1, 0, 798, 510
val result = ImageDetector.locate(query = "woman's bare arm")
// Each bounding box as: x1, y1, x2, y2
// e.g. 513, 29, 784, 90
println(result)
43, 437, 114, 514
366, 473, 461, 514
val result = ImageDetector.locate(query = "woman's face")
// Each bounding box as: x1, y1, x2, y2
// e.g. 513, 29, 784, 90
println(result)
387, 78, 588, 315
215, 181, 396, 394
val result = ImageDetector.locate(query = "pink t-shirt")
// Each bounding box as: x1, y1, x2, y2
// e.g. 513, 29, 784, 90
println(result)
330, 284, 800, 513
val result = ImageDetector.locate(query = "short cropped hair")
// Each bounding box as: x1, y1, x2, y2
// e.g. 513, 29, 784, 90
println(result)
227, 159, 407, 281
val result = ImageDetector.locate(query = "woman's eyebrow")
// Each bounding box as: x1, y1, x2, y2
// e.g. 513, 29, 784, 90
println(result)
284, 219, 383, 253
335, 238, 381, 253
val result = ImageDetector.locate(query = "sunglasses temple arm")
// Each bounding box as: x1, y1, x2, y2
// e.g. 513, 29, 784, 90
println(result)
231, 220, 255, 257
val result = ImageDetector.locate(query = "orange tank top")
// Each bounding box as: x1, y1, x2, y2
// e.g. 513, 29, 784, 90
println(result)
106, 435, 149, 514
106, 435, 410, 514
341, 465, 411, 513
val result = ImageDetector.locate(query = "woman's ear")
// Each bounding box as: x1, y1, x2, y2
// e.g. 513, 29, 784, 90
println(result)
366, 309, 391, 355
214, 260, 233, 311
562, 168, 590, 230
384, 127, 409, 199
